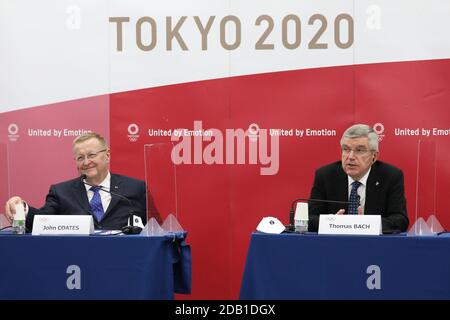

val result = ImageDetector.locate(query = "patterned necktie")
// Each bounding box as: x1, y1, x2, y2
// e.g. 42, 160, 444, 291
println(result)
89, 186, 104, 221
348, 181, 361, 215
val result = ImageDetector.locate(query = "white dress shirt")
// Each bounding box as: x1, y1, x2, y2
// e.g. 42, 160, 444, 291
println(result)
83, 172, 112, 212
347, 167, 371, 215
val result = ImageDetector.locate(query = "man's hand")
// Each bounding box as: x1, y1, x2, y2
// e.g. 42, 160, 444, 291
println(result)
358, 206, 363, 215
336, 207, 362, 215
5, 196, 25, 223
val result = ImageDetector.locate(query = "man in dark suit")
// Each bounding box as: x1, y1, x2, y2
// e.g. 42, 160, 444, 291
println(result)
308, 124, 409, 233
5, 132, 160, 231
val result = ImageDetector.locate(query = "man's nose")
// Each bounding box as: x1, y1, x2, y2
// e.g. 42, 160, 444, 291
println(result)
347, 151, 356, 159
81, 157, 92, 165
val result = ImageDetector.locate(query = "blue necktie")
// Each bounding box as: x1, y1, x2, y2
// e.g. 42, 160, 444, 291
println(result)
89, 186, 104, 221
348, 181, 361, 215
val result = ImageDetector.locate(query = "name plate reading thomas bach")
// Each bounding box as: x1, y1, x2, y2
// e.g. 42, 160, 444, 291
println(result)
318, 214, 381, 236
32, 215, 94, 235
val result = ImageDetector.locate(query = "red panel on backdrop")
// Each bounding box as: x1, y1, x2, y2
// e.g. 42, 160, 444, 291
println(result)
354, 59, 450, 228
0, 96, 109, 208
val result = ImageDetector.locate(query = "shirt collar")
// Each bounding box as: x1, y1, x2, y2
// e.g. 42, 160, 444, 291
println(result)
348, 167, 371, 187
83, 171, 111, 192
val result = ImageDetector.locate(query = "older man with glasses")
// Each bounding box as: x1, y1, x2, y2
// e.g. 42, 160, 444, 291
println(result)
5, 132, 160, 232
307, 124, 409, 233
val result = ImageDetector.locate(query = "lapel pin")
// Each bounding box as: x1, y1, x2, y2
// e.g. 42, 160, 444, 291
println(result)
114, 186, 119, 189
375, 181, 380, 186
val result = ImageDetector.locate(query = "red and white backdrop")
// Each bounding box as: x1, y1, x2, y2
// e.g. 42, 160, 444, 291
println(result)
1, 0, 450, 299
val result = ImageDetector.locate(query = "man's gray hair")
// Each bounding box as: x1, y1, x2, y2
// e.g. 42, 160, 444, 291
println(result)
340, 124, 379, 152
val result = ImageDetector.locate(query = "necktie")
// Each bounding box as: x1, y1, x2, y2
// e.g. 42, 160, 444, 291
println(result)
348, 181, 361, 215
89, 186, 104, 221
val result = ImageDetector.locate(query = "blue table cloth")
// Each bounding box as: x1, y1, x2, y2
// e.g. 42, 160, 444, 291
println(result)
240, 232, 450, 299
0, 231, 191, 299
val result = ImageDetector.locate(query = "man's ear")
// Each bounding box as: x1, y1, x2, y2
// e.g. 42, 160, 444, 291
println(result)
372, 152, 378, 163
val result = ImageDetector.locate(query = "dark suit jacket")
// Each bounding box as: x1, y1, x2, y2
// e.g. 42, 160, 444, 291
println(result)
26, 173, 161, 231
308, 160, 409, 233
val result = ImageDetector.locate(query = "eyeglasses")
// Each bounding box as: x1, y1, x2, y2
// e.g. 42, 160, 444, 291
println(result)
341, 146, 372, 156
75, 149, 107, 162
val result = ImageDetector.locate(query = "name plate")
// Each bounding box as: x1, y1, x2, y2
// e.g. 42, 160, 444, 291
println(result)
32, 215, 94, 235
318, 214, 381, 235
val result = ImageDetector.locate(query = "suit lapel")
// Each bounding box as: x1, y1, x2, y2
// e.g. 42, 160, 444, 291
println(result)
104, 174, 121, 217
72, 179, 92, 214
365, 163, 380, 215
335, 163, 348, 203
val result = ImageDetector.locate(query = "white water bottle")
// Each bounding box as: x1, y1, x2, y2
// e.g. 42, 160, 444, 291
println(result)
294, 202, 309, 233
12, 203, 26, 234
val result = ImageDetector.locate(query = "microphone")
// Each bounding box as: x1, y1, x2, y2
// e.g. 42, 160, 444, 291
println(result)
287, 197, 350, 232
80, 174, 142, 234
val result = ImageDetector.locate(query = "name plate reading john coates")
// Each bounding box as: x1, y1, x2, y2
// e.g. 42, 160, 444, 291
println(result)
32, 215, 94, 235
318, 214, 382, 236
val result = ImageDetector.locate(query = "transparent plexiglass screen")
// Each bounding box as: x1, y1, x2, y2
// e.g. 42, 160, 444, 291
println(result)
144, 143, 178, 224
